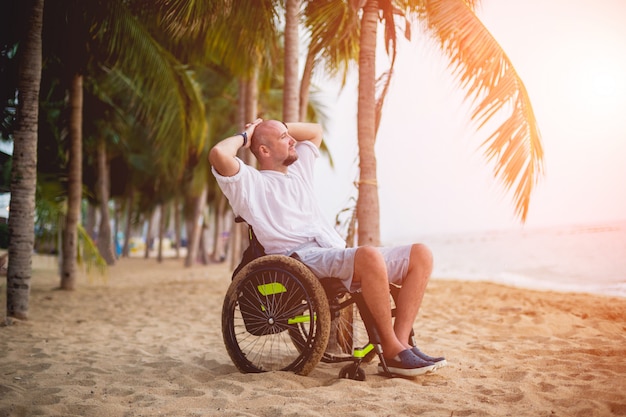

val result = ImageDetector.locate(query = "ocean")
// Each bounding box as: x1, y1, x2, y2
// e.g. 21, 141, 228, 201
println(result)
419, 220, 626, 298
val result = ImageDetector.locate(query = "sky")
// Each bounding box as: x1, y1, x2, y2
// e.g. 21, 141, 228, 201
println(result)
314, 0, 626, 243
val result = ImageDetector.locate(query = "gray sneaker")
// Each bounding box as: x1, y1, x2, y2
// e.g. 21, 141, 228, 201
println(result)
411, 347, 447, 369
378, 349, 436, 377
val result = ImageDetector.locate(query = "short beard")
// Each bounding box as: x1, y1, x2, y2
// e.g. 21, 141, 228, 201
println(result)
282, 154, 298, 166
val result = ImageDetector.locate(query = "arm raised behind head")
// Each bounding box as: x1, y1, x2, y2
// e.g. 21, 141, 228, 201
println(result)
285, 122, 323, 148
209, 118, 262, 177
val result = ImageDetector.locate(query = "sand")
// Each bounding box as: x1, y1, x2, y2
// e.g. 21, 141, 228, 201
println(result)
1, 255, 625, 417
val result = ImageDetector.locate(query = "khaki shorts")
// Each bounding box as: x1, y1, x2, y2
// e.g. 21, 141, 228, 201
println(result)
291, 245, 412, 291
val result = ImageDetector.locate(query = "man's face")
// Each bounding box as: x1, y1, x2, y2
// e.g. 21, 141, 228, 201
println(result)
272, 123, 298, 166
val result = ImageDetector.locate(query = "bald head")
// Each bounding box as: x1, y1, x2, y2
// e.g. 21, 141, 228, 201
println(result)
250, 120, 285, 157
249, 120, 298, 170
251, 120, 285, 150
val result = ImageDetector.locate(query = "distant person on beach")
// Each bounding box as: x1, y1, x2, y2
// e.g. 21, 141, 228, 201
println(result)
209, 119, 446, 377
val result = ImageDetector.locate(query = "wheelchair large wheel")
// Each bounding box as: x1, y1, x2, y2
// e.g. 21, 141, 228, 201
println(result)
222, 255, 330, 376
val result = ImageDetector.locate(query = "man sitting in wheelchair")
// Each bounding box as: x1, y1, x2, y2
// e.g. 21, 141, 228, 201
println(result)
209, 119, 446, 377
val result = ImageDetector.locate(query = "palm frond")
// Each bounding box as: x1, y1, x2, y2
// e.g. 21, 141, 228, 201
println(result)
88, 1, 207, 178
421, 0, 543, 221
152, 0, 226, 40
77, 223, 108, 281
210, 0, 280, 77
150, 0, 279, 77
302, 0, 361, 82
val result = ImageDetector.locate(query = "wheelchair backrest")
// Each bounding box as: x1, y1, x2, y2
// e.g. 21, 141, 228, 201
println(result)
232, 217, 266, 279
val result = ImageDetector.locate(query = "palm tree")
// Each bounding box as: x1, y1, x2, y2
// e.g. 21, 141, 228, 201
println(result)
94, 136, 116, 265
60, 72, 82, 289
356, 0, 382, 245
421, 0, 543, 220
42, 0, 208, 288
352, 0, 542, 245
6, 0, 44, 319
82, 85, 125, 265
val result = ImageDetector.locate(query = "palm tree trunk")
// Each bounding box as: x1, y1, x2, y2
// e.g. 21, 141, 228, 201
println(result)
184, 185, 207, 267
143, 209, 154, 259
229, 74, 259, 269
299, 50, 315, 122
113, 199, 120, 258
211, 194, 228, 262
198, 223, 209, 265
122, 188, 134, 257
174, 195, 181, 258
6, 0, 44, 319
356, 0, 381, 246
60, 73, 83, 290
283, 0, 300, 122
157, 204, 166, 263
96, 137, 115, 265
243, 71, 258, 173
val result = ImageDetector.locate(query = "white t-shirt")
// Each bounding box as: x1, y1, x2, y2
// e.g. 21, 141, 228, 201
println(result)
212, 141, 346, 254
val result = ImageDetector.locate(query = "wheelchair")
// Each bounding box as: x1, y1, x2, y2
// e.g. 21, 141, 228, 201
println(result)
221, 220, 416, 380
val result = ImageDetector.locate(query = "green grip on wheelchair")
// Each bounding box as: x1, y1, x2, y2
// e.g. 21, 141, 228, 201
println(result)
257, 282, 287, 296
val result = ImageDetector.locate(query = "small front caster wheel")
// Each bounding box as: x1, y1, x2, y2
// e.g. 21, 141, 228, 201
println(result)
339, 363, 366, 381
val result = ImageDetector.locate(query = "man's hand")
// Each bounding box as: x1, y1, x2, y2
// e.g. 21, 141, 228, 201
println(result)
209, 118, 263, 177
242, 118, 263, 149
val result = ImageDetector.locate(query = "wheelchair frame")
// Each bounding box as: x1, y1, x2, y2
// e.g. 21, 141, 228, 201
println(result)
221, 221, 412, 380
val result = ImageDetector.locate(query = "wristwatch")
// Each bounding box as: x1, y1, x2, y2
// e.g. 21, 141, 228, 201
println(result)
238, 131, 248, 147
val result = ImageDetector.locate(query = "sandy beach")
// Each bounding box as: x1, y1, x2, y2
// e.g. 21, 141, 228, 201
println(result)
1, 255, 625, 417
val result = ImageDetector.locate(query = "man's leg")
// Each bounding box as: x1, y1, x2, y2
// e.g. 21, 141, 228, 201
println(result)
352, 246, 406, 359
393, 244, 433, 346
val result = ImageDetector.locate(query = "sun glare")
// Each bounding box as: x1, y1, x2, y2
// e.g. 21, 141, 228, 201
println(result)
577, 60, 626, 105
560, 47, 626, 130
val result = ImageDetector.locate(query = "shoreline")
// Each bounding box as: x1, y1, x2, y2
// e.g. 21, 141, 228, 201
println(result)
432, 274, 626, 300
423, 219, 626, 299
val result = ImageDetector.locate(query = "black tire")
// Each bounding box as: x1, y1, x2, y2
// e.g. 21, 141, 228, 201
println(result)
222, 255, 330, 376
